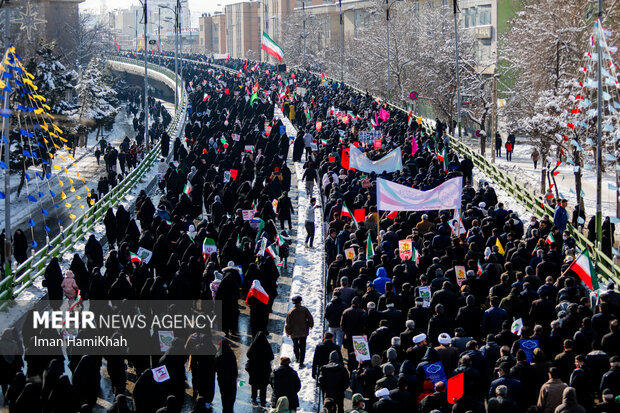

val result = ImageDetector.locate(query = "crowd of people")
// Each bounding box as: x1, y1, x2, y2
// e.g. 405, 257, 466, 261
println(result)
0, 50, 618, 413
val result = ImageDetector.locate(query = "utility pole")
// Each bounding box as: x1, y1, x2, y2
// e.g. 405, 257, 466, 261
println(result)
453, 0, 462, 140
158, 7, 161, 66
491, 67, 497, 163
302, 0, 306, 68
339, 0, 343, 82
135, 9, 138, 51
595, 0, 603, 247
143, 0, 149, 148
386, 0, 390, 101
178, 0, 183, 91
3, 5, 11, 278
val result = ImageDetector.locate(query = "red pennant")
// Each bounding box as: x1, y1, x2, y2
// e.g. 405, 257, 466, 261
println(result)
224, 88, 230, 95
230, 169, 238, 180
553, 171, 560, 176
546, 193, 554, 199
353, 142, 359, 148
328, 156, 335, 163
387, 211, 398, 219
447, 373, 464, 404
354, 208, 365, 224
567, 123, 576, 129
556, 160, 561, 167
571, 108, 580, 114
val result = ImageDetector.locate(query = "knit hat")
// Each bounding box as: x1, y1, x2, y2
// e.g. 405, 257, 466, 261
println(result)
387, 348, 397, 361
382, 363, 395, 376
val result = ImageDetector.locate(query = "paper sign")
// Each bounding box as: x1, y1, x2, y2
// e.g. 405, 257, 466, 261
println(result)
223, 171, 231, 183
242, 210, 255, 221
454, 265, 467, 286
152, 365, 171, 383
244, 145, 254, 153
374, 138, 382, 150
419, 286, 431, 308
359, 130, 381, 144
232, 133, 240, 141
352, 336, 371, 361
399, 239, 413, 261
310, 143, 318, 151
344, 247, 355, 260
249, 218, 262, 230
265, 125, 272, 136
136, 247, 153, 264
158, 331, 174, 352
520, 339, 539, 362
447, 372, 464, 404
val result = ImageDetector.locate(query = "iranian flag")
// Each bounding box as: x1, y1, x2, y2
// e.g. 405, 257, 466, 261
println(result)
412, 247, 420, 264
130, 252, 142, 264
202, 237, 217, 261
265, 244, 278, 259
366, 232, 374, 259
545, 233, 555, 244
567, 250, 599, 291
477, 260, 483, 275
276, 233, 287, 247
261, 32, 284, 62
341, 202, 358, 228
246, 280, 269, 305
183, 183, 192, 194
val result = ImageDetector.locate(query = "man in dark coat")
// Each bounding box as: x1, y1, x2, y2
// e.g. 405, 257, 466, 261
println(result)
318, 351, 350, 413
271, 356, 302, 410
312, 332, 342, 379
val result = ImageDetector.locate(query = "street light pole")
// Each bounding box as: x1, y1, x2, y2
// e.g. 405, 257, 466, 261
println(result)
339, 0, 343, 82
143, 0, 149, 148
158, 7, 161, 66
3, 6, 11, 277
453, 0, 462, 140
595, 0, 603, 246
386, 0, 390, 101
302, 0, 306, 68
135, 9, 138, 51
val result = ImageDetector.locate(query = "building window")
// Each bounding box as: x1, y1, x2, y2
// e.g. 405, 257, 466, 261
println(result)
442, 0, 448, 7
413, 0, 419, 15
478, 5, 491, 26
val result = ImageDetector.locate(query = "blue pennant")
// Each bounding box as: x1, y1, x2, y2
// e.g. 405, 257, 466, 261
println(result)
38, 191, 44, 198
44, 225, 50, 233
1, 135, 7, 143
20, 129, 27, 136
31, 240, 37, 249
25, 172, 30, 182
0, 191, 5, 199
28, 218, 35, 227
0, 161, 7, 169
45, 173, 51, 180
53, 203, 60, 208
22, 149, 31, 157
27, 195, 37, 202
36, 172, 42, 180
41, 208, 48, 215
41, 160, 49, 165
49, 190, 56, 197
58, 219, 63, 226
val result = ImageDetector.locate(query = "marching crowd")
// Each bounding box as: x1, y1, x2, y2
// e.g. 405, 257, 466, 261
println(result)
0, 50, 617, 413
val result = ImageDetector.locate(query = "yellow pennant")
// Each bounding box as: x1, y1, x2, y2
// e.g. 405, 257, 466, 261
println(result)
65, 202, 71, 208
76, 195, 81, 199
58, 179, 63, 187
53, 165, 60, 170
69, 213, 76, 219
85, 186, 90, 192
79, 205, 84, 209
61, 191, 66, 199
68, 178, 73, 184
70, 186, 75, 192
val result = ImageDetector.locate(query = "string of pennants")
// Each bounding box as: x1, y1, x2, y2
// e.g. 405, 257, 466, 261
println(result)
0, 46, 94, 251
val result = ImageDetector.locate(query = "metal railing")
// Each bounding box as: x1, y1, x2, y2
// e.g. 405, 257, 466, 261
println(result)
0, 57, 187, 301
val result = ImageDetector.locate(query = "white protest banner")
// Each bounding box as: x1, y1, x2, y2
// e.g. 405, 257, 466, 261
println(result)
352, 336, 371, 361
377, 176, 463, 212
455, 265, 467, 286
242, 210, 255, 221
158, 331, 174, 352
348, 144, 402, 174
419, 286, 431, 308
152, 365, 171, 383
136, 247, 153, 264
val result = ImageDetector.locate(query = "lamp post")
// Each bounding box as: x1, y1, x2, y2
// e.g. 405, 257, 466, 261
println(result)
453, 0, 462, 140
140, 0, 149, 148
339, 0, 343, 82
595, 0, 603, 246
302, 0, 306, 68
159, 2, 180, 108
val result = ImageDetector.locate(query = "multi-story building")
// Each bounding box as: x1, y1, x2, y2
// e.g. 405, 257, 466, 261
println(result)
198, 13, 227, 55
224, 1, 260, 60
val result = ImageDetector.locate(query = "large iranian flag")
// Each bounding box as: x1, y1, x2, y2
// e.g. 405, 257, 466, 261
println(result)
261, 32, 284, 62
202, 237, 217, 261
568, 250, 599, 291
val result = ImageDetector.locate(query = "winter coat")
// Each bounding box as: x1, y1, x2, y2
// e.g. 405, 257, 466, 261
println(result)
285, 305, 314, 338
318, 352, 349, 399
312, 340, 342, 379
554, 387, 586, 413
61, 271, 79, 301
84, 235, 104, 271
246, 331, 274, 387
215, 340, 238, 413
538, 378, 569, 413
13, 229, 28, 264
44, 257, 64, 307
271, 364, 302, 410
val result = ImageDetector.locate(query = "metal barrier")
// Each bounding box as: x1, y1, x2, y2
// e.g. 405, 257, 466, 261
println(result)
0, 57, 188, 301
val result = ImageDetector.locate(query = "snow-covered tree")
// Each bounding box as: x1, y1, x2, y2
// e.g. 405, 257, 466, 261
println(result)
34, 42, 78, 116
75, 56, 119, 147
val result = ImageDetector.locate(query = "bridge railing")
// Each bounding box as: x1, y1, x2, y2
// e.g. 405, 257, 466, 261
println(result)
0, 57, 187, 301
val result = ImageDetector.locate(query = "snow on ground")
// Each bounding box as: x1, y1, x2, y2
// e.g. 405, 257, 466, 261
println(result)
276, 106, 324, 413
468, 136, 620, 242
